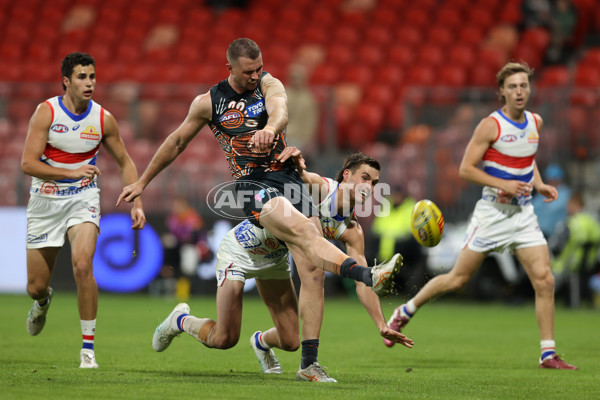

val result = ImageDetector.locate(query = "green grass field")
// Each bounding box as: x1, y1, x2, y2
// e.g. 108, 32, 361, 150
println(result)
1, 292, 598, 400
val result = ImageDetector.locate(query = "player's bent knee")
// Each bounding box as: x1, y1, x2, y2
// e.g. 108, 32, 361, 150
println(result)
280, 339, 300, 352
211, 333, 239, 349
26, 283, 47, 300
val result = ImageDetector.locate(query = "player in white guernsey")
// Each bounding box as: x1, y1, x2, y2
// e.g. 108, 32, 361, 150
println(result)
386, 62, 577, 370
249, 151, 412, 381
150, 154, 413, 382
21, 53, 145, 369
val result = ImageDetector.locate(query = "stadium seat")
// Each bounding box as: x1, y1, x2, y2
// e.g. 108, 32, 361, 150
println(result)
469, 64, 497, 87
458, 26, 485, 47
438, 65, 467, 87
427, 26, 454, 48
536, 66, 570, 87
388, 45, 414, 66
375, 65, 405, 87
467, 7, 494, 32
365, 26, 393, 47
448, 44, 476, 67
521, 28, 551, 52
512, 43, 543, 69
405, 65, 436, 87
331, 25, 360, 46
417, 46, 445, 66
574, 64, 600, 87
393, 26, 423, 48
327, 44, 353, 66
357, 45, 385, 66
478, 47, 508, 71
341, 65, 373, 87
309, 64, 338, 86
435, 7, 462, 30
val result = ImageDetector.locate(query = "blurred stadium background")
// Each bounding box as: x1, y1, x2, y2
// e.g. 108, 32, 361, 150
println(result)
1, 0, 599, 302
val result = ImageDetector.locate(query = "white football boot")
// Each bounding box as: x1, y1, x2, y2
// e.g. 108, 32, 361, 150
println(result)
250, 331, 282, 374
27, 287, 54, 336
371, 253, 403, 296
152, 303, 190, 352
79, 349, 99, 369
296, 362, 337, 382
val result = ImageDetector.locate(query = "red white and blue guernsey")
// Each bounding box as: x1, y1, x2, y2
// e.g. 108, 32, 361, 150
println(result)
316, 178, 353, 240
31, 96, 103, 197
481, 109, 539, 206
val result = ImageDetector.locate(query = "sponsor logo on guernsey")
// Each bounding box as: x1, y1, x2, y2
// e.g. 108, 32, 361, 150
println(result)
264, 238, 279, 250
234, 219, 262, 249
528, 131, 539, 143
81, 126, 100, 140
72, 124, 80, 131
28, 233, 48, 244
245, 99, 265, 117
51, 124, 69, 133
500, 134, 517, 142
40, 181, 59, 195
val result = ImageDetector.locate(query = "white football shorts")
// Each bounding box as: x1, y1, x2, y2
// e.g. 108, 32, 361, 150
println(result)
26, 188, 100, 249
463, 199, 547, 254
215, 230, 291, 286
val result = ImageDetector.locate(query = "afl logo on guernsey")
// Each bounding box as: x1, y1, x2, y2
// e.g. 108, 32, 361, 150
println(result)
501, 134, 517, 142
220, 109, 244, 129
51, 124, 68, 133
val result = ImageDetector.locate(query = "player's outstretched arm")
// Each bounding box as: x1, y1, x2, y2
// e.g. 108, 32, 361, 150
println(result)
276, 146, 328, 200
101, 110, 146, 229
117, 92, 211, 206
341, 221, 413, 349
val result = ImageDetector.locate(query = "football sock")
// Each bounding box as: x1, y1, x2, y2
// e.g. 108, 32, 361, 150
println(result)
339, 258, 372, 286
541, 340, 556, 361
81, 319, 96, 351
37, 294, 50, 308
404, 300, 418, 317
254, 331, 270, 351
176, 313, 189, 331
300, 339, 319, 369
181, 315, 216, 346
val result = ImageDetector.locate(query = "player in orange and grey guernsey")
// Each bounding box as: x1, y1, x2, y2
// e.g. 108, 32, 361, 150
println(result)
21, 52, 146, 369
384, 62, 577, 370
117, 38, 403, 377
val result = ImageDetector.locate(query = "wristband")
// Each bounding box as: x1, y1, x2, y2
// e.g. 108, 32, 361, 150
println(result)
264, 125, 276, 134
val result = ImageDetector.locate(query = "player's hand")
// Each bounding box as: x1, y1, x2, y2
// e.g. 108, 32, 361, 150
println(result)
117, 181, 145, 206
249, 128, 277, 153
130, 204, 146, 230
276, 146, 306, 172
502, 180, 533, 198
380, 326, 414, 349
72, 165, 101, 180
536, 183, 558, 203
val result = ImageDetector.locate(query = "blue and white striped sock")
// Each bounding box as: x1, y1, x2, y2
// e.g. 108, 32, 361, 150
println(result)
176, 313, 189, 332
541, 340, 556, 361
403, 300, 418, 318
81, 319, 96, 351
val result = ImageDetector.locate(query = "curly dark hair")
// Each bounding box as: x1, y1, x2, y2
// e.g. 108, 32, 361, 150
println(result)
61, 52, 95, 90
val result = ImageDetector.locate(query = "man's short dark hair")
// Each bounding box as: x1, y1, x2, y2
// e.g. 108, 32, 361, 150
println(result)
61, 52, 95, 90
335, 153, 381, 183
226, 38, 261, 64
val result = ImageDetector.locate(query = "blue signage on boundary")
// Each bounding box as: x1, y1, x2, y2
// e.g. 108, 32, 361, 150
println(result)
93, 213, 163, 292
